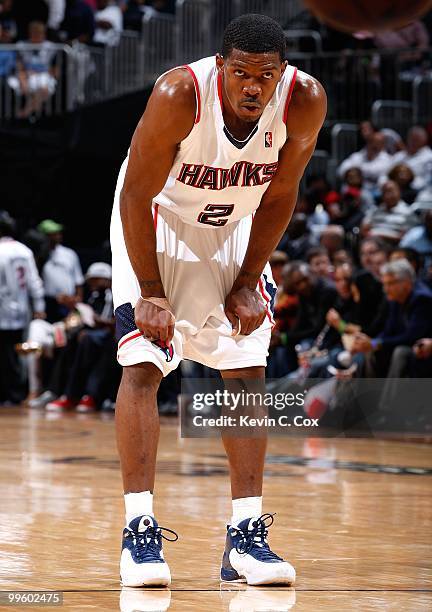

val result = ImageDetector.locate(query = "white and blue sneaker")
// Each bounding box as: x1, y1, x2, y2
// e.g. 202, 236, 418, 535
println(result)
220, 513, 296, 586
120, 515, 178, 587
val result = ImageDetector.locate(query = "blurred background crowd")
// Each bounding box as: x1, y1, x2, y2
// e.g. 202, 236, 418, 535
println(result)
0, 0, 431, 416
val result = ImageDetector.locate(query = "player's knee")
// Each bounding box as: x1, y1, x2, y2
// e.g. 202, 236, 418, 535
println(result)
121, 363, 163, 393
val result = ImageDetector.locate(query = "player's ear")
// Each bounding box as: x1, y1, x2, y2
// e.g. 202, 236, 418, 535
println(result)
280, 60, 288, 76
216, 53, 224, 74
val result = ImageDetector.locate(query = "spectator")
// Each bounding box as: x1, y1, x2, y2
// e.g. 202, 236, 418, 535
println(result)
45, 262, 117, 412
0, 211, 45, 405
327, 187, 365, 232
341, 167, 376, 213
37, 219, 84, 322
269, 250, 288, 294
277, 213, 317, 260
384, 127, 432, 191
267, 260, 299, 377
389, 247, 422, 275
319, 225, 345, 260
400, 209, 432, 271
306, 246, 333, 280
364, 180, 417, 240
359, 236, 385, 272
281, 261, 338, 352
7, 21, 58, 118
332, 248, 354, 267
338, 131, 392, 192
327, 268, 388, 339
12, 0, 49, 41
388, 164, 418, 205
352, 259, 432, 376
369, 245, 390, 279
60, 0, 95, 43
93, 0, 122, 47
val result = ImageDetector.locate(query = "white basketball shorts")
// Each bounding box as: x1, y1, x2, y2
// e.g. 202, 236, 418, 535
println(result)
110, 200, 276, 377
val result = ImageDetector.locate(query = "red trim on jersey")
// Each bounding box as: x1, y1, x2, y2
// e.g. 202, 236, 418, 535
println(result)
283, 67, 298, 125
258, 278, 274, 325
118, 330, 143, 350
153, 202, 159, 231
183, 65, 201, 124
217, 72, 223, 111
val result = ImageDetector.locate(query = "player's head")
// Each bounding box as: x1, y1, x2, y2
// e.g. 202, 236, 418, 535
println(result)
216, 14, 287, 123
0, 209, 16, 237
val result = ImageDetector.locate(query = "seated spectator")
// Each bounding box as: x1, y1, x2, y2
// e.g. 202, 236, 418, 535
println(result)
326, 187, 365, 232
388, 164, 418, 205
7, 21, 58, 118
338, 131, 392, 192
60, 0, 95, 44
267, 260, 299, 377
306, 246, 333, 280
369, 244, 390, 279
384, 127, 432, 191
45, 262, 117, 412
332, 248, 354, 267
37, 219, 84, 322
359, 236, 384, 272
281, 261, 338, 352
341, 167, 376, 213
389, 247, 422, 275
351, 259, 432, 376
277, 213, 317, 260
363, 180, 417, 240
326, 268, 388, 340
269, 250, 289, 296
400, 209, 432, 272
12, 0, 49, 41
359, 120, 404, 156
0, 211, 45, 405
93, 0, 122, 47
319, 225, 345, 260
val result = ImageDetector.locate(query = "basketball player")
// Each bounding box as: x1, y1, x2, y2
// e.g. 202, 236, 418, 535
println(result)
111, 14, 326, 587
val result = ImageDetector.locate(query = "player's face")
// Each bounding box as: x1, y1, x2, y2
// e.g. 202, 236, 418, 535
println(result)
216, 50, 287, 123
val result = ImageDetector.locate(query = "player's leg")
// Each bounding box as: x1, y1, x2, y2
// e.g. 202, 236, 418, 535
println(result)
220, 365, 267, 501
219, 365, 296, 586
116, 362, 162, 494
116, 360, 178, 587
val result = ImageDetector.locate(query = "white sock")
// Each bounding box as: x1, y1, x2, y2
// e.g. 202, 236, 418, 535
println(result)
231, 496, 262, 526
124, 491, 154, 525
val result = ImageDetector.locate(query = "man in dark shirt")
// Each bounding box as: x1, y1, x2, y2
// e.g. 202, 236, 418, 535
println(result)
352, 258, 432, 375
283, 261, 338, 349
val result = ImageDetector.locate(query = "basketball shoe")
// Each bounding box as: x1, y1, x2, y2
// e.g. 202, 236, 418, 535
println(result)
220, 513, 296, 586
120, 515, 178, 587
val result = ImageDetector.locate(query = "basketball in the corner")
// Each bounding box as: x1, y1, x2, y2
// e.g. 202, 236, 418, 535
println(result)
303, 0, 432, 32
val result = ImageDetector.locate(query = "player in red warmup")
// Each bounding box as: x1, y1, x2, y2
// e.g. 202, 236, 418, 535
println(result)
110, 13, 326, 587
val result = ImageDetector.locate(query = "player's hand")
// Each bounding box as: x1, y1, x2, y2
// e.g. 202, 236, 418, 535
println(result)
225, 286, 267, 336
134, 297, 175, 344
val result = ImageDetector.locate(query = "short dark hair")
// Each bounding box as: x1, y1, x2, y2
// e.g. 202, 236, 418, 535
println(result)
306, 246, 328, 263
222, 14, 286, 61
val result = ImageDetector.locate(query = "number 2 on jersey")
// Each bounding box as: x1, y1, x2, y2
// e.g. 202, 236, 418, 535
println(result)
197, 204, 234, 227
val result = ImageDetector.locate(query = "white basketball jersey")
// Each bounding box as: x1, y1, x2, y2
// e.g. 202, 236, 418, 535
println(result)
154, 56, 297, 227
153, 56, 297, 227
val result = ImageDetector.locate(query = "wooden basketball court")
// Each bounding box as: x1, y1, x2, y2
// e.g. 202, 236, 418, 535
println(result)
0, 407, 431, 610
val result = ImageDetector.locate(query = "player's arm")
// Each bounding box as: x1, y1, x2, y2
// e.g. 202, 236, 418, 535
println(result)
226, 72, 327, 335
120, 69, 196, 341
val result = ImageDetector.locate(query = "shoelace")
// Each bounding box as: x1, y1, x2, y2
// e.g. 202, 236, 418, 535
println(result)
125, 525, 178, 560
233, 513, 283, 561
